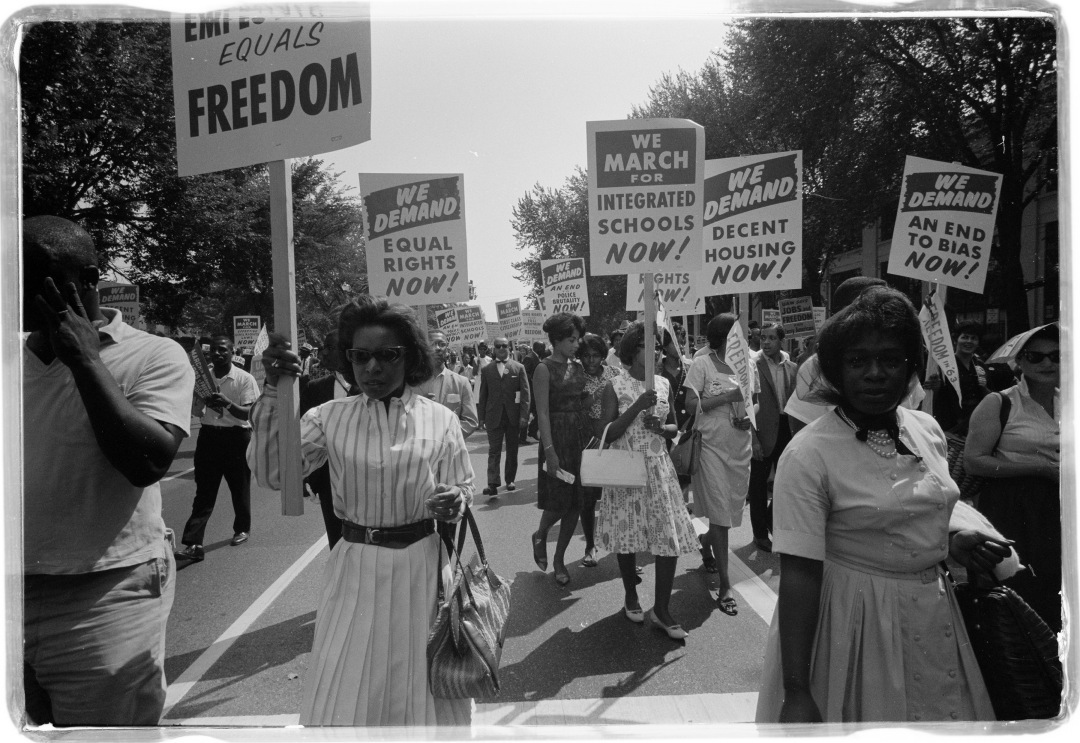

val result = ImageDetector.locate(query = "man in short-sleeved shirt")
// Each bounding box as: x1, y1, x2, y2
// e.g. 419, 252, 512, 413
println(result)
416, 330, 478, 439
22, 216, 194, 726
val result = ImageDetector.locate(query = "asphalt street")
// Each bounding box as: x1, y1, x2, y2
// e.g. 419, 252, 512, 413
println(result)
158, 420, 782, 730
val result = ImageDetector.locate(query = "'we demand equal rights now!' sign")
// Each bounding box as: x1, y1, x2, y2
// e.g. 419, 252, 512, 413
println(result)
587, 119, 705, 276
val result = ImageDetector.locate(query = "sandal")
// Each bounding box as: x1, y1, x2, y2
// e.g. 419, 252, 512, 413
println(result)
581, 550, 598, 568
717, 595, 738, 616
554, 566, 571, 587
531, 531, 547, 572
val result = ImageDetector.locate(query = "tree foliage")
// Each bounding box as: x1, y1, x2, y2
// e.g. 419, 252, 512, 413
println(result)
19, 20, 368, 339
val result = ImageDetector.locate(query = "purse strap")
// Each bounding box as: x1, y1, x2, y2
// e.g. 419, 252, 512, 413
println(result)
436, 506, 487, 606
599, 422, 615, 450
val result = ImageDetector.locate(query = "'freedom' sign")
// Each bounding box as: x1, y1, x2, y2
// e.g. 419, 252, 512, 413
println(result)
887, 156, 1002, 293
587, 119, 705, 276
700, 152, 802, 296
541, 257, 589, 316
171, 8, 372, 176
359, 173, 470, 303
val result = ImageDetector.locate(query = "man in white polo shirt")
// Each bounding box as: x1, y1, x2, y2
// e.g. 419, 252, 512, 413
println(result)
175, 334, 260, 561
22, 216, 194, 725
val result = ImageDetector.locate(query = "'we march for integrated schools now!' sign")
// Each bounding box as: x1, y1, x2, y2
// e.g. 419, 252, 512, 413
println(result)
359, 173, 470, 303
701, 151, 802, 295
587, 119, 705, 276
171, 9, 372, 176
887, 156, 1002, 294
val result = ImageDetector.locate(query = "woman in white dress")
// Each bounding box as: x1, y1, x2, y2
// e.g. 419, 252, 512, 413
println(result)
683, 313, 754, 616
596, 322, 698, 639
251, 296, 474, 726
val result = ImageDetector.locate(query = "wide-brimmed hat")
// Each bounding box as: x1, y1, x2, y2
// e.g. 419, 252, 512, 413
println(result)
985, 322, 1058, 367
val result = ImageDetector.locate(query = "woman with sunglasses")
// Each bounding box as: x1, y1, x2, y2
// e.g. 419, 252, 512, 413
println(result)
596, 322, 698, 638
964, 323, 1061, 632
756, 287, 1008, 723
250, 296, 474, 726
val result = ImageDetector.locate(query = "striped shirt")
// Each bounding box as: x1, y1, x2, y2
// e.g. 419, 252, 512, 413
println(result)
248, 385, 474, 527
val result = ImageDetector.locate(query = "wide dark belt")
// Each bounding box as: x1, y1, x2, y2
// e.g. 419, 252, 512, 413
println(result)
340, 519, 435, 548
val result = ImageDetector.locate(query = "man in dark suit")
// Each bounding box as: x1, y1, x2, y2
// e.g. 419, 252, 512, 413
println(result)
748, 322, 798, 552
298, 330, 350, 549
477, 336, 531, 498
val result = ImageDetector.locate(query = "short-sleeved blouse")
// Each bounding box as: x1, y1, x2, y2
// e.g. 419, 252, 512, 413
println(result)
773, 407, 958, 572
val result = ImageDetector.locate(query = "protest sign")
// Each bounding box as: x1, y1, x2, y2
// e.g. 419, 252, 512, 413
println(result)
812, 306, 826, 332
887, 156, 1002, 293
495, 299, 523, 341
541, 257, 590, 316
188, 343, 218, 404
521, 309, 546, 345
433, 307, 462, 346
360, 173, 469, 303
700, 151, 802, 297
485, 321, 502, 345
455, 305, 487, 346
919, 290, 962, 401
626, 272, 702, 315
587, 119, 705, 276
98, 284, 140, 326
761, 308, 781, 325
171, 8, 371, 177
778, 296, 816, 338
724, 321, 756, 430
233, 315, 261, 350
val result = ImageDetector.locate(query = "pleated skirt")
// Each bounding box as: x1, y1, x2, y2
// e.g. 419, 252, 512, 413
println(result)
300, 534, 473, 727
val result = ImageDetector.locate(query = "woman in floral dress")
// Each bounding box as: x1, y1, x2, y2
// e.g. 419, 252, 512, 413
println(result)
596, 322, 698, 640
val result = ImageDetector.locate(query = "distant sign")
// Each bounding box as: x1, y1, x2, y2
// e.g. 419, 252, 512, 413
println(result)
433, 307, 462, 346
587, 118, 705, 276
700, 151, 802, 297
456, 305, 486, 346
541, 257, 589, 316
812, 307, 826, 331
495, 299, 523, 341
761, 308, 781, 325
887, 156, 1001, 293
233, 315, 260, 350
778, 296, 816, 338
171, 8, 371, 176
626, 272, 702, 315
99, 284, 140, 326
359, 173, 469, 303
484, 321, 501, 344
521, 309, 546, 345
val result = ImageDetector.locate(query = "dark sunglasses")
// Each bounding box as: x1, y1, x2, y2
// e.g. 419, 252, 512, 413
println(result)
345, 346, 407, 364
1020, 350, 1060, 364
493, 343, 509, 349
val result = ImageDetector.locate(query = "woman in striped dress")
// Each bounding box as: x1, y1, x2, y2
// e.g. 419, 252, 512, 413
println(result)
251, 296, 474, 727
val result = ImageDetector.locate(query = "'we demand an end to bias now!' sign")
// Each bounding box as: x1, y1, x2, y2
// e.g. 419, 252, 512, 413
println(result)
587, 119, 705, 276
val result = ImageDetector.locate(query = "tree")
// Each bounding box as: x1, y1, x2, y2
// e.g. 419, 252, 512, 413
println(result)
511, 168, 628, 334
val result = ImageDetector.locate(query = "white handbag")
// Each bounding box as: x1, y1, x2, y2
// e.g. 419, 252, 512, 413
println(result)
579, 423, 648, 488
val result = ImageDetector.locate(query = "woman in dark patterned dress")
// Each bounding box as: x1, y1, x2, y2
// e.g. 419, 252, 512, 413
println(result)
532, 312, 590, 587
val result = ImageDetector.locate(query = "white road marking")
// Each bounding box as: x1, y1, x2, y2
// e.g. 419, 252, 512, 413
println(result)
161, 536, 328, 718
162, 466, 195, 482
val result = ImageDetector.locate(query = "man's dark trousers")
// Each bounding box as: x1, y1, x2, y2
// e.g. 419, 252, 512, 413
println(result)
748, 415, 791, 540
486, 410, 520, 487
182, 426, 251, 546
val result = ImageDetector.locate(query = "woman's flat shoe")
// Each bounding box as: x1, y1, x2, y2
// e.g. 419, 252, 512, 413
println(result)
531, 531, 547, 572
717, 595, 738, 616
554, 567, 571, 587
647, 609, 688, 640
624, 605, 645, 623
581, 550, 598, 568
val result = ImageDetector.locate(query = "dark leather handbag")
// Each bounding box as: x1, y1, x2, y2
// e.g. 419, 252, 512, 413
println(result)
668, 427, 701, 477
428, 508, 512, 699
952, 578, 1062, 720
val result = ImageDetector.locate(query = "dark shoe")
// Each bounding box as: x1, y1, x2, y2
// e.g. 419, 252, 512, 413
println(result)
717, 595, 739, 616
175, 545, 204, 562
231, 532, 249, 546
483, 486, 499, 498
580, 549, 598, 568
754, 537, 773, 553
531, 531, 548, 571
505, 482, 516, 492
554, 566, 571, 587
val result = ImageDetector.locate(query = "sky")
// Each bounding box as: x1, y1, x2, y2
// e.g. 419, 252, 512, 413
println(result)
319, 1, 732, 320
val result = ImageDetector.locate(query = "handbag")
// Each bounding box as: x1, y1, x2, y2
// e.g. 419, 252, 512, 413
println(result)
427, 508, 512, 699
951, 576, 1062, 720
668, 427, 701, 477
944, 392, 1010, 506
579, 423, 648, 488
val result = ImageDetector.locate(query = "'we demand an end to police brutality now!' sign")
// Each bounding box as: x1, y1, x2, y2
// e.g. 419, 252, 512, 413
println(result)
887, 156, 1002, 294
701, 151, 802, 297
587, 119, 705, 276
359, 173, 470, 303
171, 7, 372, 176
541, 257, 589, 316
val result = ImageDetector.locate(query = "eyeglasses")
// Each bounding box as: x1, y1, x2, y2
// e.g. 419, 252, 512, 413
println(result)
1020, 350, 1060, 364
345, 346, 407, 364
493, 343, 508, 349
430, 341, 448, 349
841, 353, 908, 372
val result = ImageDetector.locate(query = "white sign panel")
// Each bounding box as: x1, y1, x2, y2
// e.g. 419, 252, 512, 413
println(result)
521, 309, 547, 345
359, 173, 469, 303
587, 118, 705, 276
233, 315, 261, 349
455, 306, 486, 346
172, 8, 372, 176
626, 272, 702, 315
98, 284, 140, 326
887, 156, 1002, 293
495, 299, 523, 341
541, 257, 590, 316
778, 296, 816, 338
433, 307, 462, 346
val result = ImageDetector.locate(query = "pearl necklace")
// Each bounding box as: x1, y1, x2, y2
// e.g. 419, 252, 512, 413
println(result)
836, 407, 902, 459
